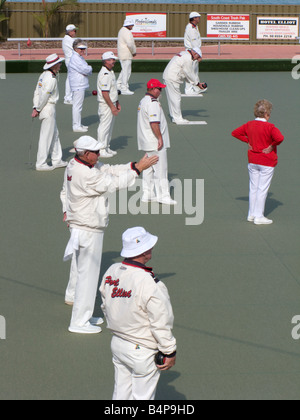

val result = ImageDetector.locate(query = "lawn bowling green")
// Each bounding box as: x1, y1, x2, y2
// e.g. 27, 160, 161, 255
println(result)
0, 71, 299, 400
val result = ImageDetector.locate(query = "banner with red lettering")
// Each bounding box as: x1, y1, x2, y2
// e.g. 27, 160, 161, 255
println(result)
207, 14, 250, 39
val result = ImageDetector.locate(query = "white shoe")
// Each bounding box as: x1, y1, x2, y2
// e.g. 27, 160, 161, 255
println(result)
90, 317, 104, 326
64, 100, 73, 105
121, 90, 134, 95
81, 125, 88, 129
254, 217, 273, 225
100, 149, 113, 158
173, 118, 190, 125
107, 148, 117, 156
73, 126, 88, 133
158, 197, 177, 205
36, 164, 54, 171
68, 323, 102, 334
247, 216, 255, 222
52, 161, 68, 169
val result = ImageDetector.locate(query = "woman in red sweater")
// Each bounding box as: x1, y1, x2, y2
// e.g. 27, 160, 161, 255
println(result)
232, 100, 284, 225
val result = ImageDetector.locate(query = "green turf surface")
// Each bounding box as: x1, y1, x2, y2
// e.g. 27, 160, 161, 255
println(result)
0, 71, 299, 400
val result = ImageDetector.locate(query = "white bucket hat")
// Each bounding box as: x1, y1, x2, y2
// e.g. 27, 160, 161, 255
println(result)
189, 12, 201, 19
192, 47, 202, 57
43, 53, 64, 70
69, 136, 101, 153
124, 17, 135, 27
121, 227, 158, 258
102, 51, 118, 60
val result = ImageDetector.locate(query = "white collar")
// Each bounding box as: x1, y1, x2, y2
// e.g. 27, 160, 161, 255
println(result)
255, 117, 267, 122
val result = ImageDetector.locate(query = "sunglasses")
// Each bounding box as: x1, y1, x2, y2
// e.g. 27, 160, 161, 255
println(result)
86, 150, 100, 155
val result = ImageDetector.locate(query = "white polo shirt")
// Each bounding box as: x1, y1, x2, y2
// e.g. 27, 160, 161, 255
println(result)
97, 65, 119, 105
137, 93, 170, 152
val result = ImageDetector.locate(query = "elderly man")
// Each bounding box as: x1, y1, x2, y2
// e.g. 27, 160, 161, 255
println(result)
100, 226, 177, 400
117, 17, 136, 95
60, 136, 159, 334
97, 51, 120, 158
184, 12, 202, 95
163, 48, 207, 125
137, 78, 176, 205
68, 39, 92, 132
32, 53, 67, 171
62, 24, 77, 105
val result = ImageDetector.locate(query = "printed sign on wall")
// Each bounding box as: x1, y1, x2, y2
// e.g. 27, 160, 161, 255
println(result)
257, 17, 299, 40
126, 13, 167, 38
207, 14, 250, 39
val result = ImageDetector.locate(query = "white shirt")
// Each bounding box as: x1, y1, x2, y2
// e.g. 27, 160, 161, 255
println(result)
68, 51, 92, 91
60, 157, 138, 232
33, 70, 59, 112
62, 35, 75, 66
163, 50, 200, 86
117, 26, 136, 60
100, 260, 177, 354
184, 23, 202, 54
137, 93, 170, 151
97, 65, 118, 104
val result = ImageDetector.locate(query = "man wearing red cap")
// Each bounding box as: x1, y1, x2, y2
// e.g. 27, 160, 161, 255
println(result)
137, 79, 176, 205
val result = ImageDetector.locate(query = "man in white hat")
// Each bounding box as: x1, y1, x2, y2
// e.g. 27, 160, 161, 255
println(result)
137, 78, 176, 205
60, 137, 159, 334
100, 226, 177, 400
116, 17, 136, 95
163, 48, 207, 124
97, 51, 120, 158
62, 24, 77, 105
68, 39, 92, 132
184, 12, 203, 95
31, 54, 68, 171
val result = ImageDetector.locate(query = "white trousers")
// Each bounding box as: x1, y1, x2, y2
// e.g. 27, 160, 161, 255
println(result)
142, 148, 170, 200
111, 335, 160, 400
36, 104, 63, 167
164, 79, 183, 121
248, 163, 275, 219
185, 60, 199, 94
64, 75, 73, 103
97, 102, 116, 150
66, 229, 104, 329
72, 90, 85, 129
117, 59, 132, 91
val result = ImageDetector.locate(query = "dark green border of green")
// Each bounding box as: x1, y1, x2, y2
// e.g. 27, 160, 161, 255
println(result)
5, 59, 294, 73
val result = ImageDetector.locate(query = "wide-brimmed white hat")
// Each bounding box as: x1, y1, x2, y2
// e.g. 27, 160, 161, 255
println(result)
192, 47, 202, 57
121, 227, 158, 258
102, 51, 118, 60
43, 53, 64, 70
189, 12, 201, 19
69, 136, 101, 153
123, 17, 135, 27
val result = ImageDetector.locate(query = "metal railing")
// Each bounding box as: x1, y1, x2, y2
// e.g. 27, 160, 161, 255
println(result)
7, 37, 242, 58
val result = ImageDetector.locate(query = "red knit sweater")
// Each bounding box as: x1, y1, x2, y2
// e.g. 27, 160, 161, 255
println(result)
232, 119, 284, 167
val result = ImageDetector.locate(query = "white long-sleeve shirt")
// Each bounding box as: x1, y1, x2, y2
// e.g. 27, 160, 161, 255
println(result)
33, 70, 59, 112
117, 26, 136, 60
184, 23, 202, 55
100, 260, 177, 354
62, 35, 75, 67
68, 51, 92, 91
163, 50, 200, 86
60, 157, 139, 232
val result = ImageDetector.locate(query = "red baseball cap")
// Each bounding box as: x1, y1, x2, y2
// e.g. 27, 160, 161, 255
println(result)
147, 79, 166, 89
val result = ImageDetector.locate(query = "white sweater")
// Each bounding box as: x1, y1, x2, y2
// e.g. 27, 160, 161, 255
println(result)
163, 50, 199, 85
60, 157, 138, 232
100, 260, 177, 354
184, 23, 202, 54
117, 26, 136, 60
68, 51, 92, 91
62, 35, 75, 67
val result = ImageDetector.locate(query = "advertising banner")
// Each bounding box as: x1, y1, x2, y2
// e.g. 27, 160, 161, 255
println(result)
126, 13, 167, 38
257, 17, 299, 40
207, 14, 250, 39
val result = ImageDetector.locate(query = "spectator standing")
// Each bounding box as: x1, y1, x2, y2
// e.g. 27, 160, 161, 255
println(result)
117, 17, 137, 95
62, 24, 77, 105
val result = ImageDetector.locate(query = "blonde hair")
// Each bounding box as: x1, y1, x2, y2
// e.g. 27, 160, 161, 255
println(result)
254, 99, 273, 118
